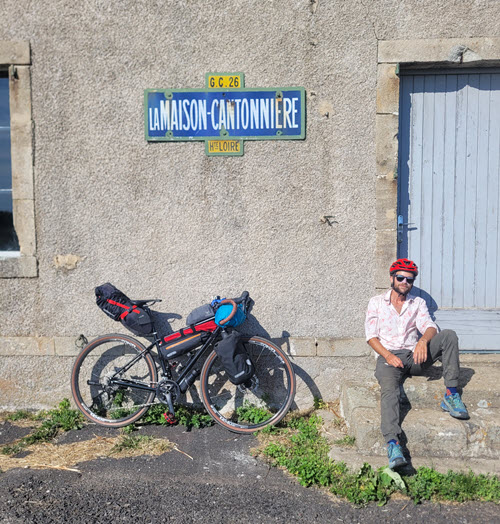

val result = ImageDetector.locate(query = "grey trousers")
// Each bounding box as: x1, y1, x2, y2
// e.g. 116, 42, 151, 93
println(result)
374, 329, 460, 443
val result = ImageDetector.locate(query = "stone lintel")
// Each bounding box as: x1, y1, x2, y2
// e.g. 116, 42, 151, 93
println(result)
0, 41, 30, 65
379, 37, 500, 64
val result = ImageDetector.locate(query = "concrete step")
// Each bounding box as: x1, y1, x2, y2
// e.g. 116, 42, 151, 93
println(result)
340, 382, 500, 461
401, 361, 500, 410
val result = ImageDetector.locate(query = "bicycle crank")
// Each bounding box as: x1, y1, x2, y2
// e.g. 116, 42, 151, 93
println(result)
156, 378, 180, 417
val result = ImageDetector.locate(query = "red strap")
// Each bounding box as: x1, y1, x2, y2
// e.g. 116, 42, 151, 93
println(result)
107, 299, 142, 320
107, 299, 130, 310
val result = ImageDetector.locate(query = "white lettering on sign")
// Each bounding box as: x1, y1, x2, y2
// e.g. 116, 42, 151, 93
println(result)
149, 97, 300, 133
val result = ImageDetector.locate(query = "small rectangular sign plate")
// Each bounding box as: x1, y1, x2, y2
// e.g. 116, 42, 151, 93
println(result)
206, 73, 244, 89
205, 139, 243, 156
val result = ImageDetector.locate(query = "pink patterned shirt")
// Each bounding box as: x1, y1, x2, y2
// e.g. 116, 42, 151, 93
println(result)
365, 290, 438, 356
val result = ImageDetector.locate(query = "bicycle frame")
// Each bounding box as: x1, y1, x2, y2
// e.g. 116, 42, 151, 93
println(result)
106, 317, 224, 395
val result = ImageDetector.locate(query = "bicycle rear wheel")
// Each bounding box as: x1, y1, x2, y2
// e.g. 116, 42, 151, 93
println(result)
200, 336, 295, 433
71, 334, 158, 427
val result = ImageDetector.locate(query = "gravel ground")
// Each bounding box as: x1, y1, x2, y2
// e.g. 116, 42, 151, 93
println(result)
0, 423, 499, 523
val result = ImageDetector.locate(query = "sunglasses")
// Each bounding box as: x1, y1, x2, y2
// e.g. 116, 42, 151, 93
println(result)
395, 275, 415, 284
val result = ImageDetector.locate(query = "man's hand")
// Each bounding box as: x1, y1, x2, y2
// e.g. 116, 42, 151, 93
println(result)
413, 338, 429, 365
385, 353, 404, 368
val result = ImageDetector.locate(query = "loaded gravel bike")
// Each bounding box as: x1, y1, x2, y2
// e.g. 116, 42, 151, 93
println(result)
71, 289, 295, 434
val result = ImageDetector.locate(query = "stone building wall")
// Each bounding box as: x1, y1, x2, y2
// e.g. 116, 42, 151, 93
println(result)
0, 0, 499, 409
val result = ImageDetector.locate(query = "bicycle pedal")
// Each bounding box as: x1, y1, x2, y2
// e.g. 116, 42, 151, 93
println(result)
163, 412, 177, 425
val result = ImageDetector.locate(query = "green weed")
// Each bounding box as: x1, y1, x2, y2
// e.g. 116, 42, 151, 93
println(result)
313, 397, 328, 410
262, 411, 500, 505
405, 467, 500, 504
138, 403, 213, 431
236, 402, 272, 424
1, 399, 84, 456
334, 435, 356, 446
112, 434, 153, 452
6, 410, 37, 422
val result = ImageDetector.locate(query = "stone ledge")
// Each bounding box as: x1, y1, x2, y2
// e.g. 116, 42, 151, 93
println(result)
0, 337, 55, 356
288, 337, 367, 357
291, 355, 374, 410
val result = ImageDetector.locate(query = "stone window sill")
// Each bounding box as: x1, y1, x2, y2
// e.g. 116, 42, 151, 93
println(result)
0, 254, 37, 278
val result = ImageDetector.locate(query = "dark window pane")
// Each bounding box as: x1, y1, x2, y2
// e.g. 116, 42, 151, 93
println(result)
0, 192, 19, 251
0, 72, 9, 127
0, 128, 12, 190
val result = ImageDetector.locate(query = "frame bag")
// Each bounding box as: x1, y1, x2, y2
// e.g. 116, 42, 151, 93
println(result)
95, 283, 153, 336
160, 327, 210, 359
214, 331, 255, 385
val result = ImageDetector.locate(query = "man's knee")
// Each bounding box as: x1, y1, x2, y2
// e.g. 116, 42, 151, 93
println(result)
376, 372, 401, 394
440, 329, 458, 343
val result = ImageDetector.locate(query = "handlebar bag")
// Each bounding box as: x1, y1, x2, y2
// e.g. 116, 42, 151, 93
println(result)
214, 331, 255, 385
95, 283, 153, 336
186, 304, 215, 325
214, 303, 246, 327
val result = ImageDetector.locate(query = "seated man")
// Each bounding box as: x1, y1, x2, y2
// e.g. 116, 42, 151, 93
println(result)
365, 258, 469, 470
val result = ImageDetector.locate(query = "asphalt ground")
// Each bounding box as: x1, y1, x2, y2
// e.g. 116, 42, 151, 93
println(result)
0, 422, 499, 523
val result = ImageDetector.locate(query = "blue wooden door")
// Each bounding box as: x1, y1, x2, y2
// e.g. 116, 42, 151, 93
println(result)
398, 69, 500, 351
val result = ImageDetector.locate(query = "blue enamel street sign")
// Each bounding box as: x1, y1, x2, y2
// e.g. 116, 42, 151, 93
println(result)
144, 86, 306, 152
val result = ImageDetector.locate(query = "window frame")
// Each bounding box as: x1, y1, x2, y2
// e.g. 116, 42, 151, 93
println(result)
0, 41, 37, 278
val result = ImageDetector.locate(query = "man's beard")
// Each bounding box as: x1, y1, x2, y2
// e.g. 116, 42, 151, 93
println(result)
391, 280, 411, 297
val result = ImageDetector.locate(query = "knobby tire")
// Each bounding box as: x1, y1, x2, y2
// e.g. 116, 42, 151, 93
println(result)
200, 336, 296, 434
71, 333, 157, 428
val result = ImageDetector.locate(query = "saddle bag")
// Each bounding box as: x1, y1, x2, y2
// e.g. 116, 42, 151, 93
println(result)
214, 331, 255, 385
95, 283, 153, 336
160, 327, 210, 359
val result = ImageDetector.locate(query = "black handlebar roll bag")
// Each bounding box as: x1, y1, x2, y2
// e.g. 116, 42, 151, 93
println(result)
186, 303, 215, 325
214, 331, 255, 385
95, 283, 153, 336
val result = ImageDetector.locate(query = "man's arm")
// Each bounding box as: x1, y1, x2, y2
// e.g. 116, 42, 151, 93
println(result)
413, 326, 437, 365
413, 299, 439, 365
368, 337, 404, 368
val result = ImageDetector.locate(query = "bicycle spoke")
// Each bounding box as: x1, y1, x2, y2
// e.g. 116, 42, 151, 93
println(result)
71, 335, 157, 427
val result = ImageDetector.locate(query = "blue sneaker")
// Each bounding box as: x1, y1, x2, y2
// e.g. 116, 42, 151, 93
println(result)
387, 442, 407, 470
441, 393, 469, 419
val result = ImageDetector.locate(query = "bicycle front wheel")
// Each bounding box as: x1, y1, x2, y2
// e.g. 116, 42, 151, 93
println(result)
71, 334, 158, 427
200, 336, 296, 433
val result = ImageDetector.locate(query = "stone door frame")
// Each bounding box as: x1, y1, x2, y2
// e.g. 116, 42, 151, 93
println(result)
375, 37, 500, 292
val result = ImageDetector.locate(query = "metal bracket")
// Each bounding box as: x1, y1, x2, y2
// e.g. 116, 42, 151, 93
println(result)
75, 334, 88, 350
320, 215, 338, 226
